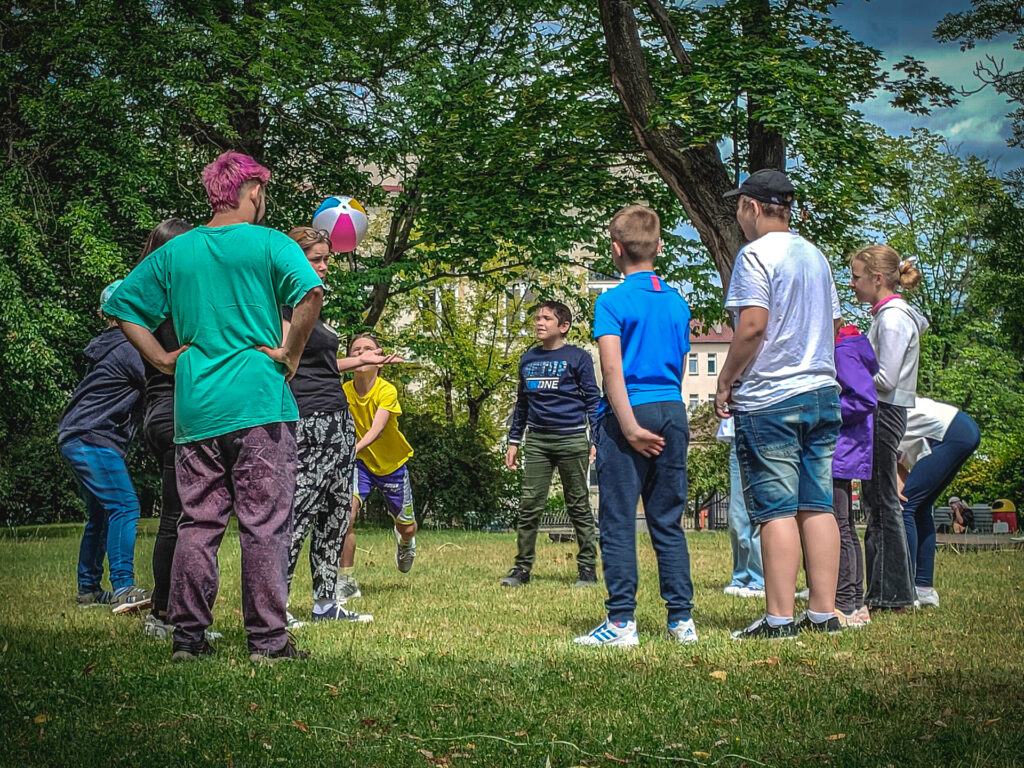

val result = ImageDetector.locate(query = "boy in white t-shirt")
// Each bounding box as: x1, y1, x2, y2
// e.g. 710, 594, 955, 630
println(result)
714, 169, 844, 640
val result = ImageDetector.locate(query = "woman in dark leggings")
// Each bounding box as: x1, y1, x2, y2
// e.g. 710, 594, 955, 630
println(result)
136, 219, 194, 640
898, 397, 981, 609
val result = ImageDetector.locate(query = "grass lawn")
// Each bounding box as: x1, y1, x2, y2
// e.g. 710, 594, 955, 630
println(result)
1, 521, 1022, 767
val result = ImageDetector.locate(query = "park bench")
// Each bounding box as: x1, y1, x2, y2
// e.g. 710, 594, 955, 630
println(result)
933, 504, 992, 534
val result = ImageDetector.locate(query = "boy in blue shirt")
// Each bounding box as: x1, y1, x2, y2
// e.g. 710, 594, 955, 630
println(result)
574, 205, 697, 646
501, 301, 601, 588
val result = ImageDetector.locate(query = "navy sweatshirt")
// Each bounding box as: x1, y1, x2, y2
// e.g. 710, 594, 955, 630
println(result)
508, 345, 600, 445
58, 327, 146, 457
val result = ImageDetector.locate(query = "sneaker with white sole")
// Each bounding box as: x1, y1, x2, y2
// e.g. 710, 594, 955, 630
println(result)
836, 608, 867, 628
110, 586, 153, 615
336, 575, 362, 604
395, 528, 416, 573
731, 615, 798, 641
737, 585, 766, 598
854, 605, 872, 625
573, 618, 639, 647
722, 584, 743, 596
285, 610, 307, 629
666, 618, 698, 643
143, 612, 175, 640
76, 589, 113, 609
311, 604, 373, 623
915, 586, 939, 607
795, 611, 843, 635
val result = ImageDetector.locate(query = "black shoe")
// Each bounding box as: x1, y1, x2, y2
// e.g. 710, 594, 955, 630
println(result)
730, 615, 798, 641
171, 637, 215, 662
249, 636, 310, 664
500, 566, 530, 587
573, 566, 598, 588
795, 611, 843, 635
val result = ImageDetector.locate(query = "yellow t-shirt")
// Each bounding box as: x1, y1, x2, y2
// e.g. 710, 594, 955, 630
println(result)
343, 377, 414, 476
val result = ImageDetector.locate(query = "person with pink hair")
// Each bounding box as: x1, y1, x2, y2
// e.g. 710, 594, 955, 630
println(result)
104, 151, 324, 664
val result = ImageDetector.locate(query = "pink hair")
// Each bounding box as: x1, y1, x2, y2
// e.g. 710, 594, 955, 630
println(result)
201, 152, 271, 212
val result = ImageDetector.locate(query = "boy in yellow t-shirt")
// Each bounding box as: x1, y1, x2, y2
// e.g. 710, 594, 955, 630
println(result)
341, 334, 417, 575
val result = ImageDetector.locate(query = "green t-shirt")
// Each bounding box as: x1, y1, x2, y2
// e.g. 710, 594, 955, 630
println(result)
104, 223, 322, 443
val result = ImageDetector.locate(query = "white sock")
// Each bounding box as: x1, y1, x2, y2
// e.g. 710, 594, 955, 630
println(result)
807, 609, 835, 623
765, 613, 793, 627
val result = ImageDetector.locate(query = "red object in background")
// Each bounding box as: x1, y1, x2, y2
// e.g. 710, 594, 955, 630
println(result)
992, 510, 1017, 534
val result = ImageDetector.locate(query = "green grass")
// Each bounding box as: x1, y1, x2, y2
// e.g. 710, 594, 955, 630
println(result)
1, 521, 1022, 767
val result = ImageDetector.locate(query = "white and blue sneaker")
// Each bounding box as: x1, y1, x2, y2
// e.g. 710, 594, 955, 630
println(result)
666, 618, 698, 643
573, 618, 639, 647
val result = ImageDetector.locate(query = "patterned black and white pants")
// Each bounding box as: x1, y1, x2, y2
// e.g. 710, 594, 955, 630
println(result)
286, 408, 357, 602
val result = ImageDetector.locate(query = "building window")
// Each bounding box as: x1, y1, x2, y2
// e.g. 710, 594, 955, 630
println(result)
707, 353, 717, 375
708, 393, 716, 404
689, 394, 700, 411
688, 353, 698, 375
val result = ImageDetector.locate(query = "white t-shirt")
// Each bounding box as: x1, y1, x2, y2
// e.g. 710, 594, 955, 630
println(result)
724, 231, 841, 411
898, 396, 959, 467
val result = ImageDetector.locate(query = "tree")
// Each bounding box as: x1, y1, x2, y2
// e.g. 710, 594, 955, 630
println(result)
592, 0, 957, 289
935, 0, 1024, 150
685, 404, 730, 516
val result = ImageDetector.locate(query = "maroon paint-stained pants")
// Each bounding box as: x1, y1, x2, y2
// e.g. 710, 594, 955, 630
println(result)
169, 422, 296, 653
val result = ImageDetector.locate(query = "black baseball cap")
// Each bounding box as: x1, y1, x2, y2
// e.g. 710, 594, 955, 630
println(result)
723, 169, 795, 206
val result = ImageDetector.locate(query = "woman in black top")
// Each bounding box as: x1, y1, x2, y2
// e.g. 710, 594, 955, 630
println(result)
135, 219, 193, 640
282, 227, 399, 625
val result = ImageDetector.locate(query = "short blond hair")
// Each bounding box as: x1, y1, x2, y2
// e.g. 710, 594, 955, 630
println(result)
610, 205, 660, 264
850, 244, 922, 292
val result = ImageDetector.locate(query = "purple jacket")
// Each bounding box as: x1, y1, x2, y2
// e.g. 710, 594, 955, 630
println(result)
832, 331, 879, 481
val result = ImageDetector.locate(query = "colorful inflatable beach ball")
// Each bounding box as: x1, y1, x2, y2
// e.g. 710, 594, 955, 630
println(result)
312, 196, 368, 253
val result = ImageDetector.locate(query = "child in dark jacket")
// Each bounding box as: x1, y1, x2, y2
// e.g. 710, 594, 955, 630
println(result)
58, 281, 150, 615
830, 324, 878, 627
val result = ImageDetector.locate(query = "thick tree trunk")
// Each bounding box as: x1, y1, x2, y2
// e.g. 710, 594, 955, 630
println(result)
598, 0, 785, 291
742, 0, 785, 172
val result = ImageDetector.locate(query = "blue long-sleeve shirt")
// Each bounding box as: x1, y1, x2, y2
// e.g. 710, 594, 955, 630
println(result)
508, 345, 600, 445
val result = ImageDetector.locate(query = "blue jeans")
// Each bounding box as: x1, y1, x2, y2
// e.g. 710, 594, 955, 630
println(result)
727, 444, 763, 589
901, 411, 980, 587
60, 437, 141, 593
595, 402, 693, 624
734, 387, 841, 524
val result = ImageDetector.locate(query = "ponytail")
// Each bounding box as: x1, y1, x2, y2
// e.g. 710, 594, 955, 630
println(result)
850, 244, 921, 293
898, 259, 922, 291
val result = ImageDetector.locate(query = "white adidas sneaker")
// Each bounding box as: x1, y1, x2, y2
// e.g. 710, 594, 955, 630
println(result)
573, 618, 639, 647
666, 618, 698, 643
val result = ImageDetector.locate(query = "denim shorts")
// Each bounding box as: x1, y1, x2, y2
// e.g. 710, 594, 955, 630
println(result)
734, 387, 841, 524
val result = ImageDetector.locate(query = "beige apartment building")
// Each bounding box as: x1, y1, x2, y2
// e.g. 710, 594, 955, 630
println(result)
682, 321, 732, 411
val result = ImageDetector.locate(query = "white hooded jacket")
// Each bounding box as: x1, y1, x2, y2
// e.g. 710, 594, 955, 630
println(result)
867, 297, 929, 407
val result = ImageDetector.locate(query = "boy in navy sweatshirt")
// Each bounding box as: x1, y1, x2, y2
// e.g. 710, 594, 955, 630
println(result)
501, 301, 601, 588
58, 280, 150, 615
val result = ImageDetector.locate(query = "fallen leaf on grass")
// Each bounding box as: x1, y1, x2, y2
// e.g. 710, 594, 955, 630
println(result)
83, 662, 97, 676
693, 752, 711, 759
233, 609, 243, 618
293, 721, 309, 733
33, 713, 49, 725
417, 748, 450, 766
713, 738, 728, 747
752, 657, 779, 666
709, 670, 728, 681
982, 718, 1000, 729
826, 733, 845, 741
515, 730, 528, 737
361, 719, 378, 728
2, 640, 8, 653
405, 734, 424, 741
942, 708, 953, 717
324, 683, 339, 697
604, 752, 628, 764
801, 658, 817, 666
933, 720, 946, 728
248, 702, 259, 712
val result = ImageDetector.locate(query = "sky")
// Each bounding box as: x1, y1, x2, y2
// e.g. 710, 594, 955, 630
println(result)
831, 0, 1023, 173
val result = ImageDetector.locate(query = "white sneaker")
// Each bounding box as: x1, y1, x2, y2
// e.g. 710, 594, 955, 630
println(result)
915, 587, 939, 607
395, 528, 416, 573
142, 613, 174, 641
574, 618, 639, 647
723, 584, 743, 596
666, 618, 698, 643
737, 585, 766, 598
286, 610, 306, 629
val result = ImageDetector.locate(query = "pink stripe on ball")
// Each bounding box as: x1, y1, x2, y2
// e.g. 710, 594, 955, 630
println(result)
331, 215, 358, 253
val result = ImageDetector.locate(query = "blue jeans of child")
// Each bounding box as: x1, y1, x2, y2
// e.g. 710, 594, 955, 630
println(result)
596, 402, 693, 624
60, 437, 141, 594
727, 444, 763, 589
901, 411, 981, 588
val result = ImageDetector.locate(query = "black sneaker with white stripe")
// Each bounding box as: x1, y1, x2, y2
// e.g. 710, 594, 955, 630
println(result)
731, 615, 798, 641
795, 611, 843, 635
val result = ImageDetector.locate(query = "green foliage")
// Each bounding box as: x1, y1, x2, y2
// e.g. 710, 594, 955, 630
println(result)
948, 434, 1024, 506
359, 413, 520, 531
0, 418, 81, 527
